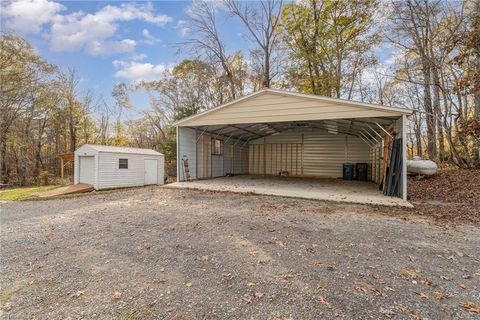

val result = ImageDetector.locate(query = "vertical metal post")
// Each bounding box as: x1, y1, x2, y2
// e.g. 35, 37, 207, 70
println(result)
402, 115, 408, 200
176, 127, 180, 182
194, 128, 198, 181
301, 134, 304, 175
263, 138, 266, 175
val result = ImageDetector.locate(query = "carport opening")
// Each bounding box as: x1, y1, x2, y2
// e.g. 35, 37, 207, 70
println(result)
177, 116, 406, 200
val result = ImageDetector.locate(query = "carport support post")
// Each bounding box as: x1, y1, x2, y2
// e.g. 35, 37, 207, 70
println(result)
402, 115, 407, 200
176, 126, 180, 182
263, 137, 266, 175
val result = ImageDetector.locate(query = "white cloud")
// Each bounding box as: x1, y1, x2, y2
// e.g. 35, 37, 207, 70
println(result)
143, 29, 152, 38
114, 61, 168, 83
2, 1, 173, 56
141, 28, 161, 45
49, 3, 172, 54
176, 20, 190, 36
1, 0, 65, 34
86, 39, 137, 56
132, 53, 148, 61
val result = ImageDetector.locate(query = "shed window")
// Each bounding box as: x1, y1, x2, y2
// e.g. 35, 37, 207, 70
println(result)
212, 139, 222, 155
119, 158, 128, 169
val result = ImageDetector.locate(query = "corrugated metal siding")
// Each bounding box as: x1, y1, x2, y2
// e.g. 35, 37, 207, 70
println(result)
303, 133, 343, 177
212, 155, 223, 177
196, 134, 211, 179
178, 127, 197, 180
249, 130, 371, 179
346, 135, 372, 181
224, 141, 248, 175
96, 153, 164, 190
180, 92, 404, 126
223, 144, 232, 174
233, 145, 248, 174
179, 128, 249, 179
249, 142, 303, 175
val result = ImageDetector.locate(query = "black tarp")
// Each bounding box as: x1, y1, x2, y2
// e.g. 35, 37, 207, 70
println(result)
384, 138, 403, 197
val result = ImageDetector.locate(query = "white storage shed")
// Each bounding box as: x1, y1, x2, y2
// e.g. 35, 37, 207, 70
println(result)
74, 144, 164, 190
174, 89, 413, 202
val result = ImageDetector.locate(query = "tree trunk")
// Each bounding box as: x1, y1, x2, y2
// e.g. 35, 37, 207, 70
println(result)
421, 61, 436, 160
431, 66, 445, 161
263, 48, 270, 88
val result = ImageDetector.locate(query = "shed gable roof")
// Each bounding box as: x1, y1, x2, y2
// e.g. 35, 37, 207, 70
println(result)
175, 89, 412, 127
78, 144, 163, 156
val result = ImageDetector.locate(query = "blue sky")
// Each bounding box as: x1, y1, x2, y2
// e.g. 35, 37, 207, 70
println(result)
1, 0, 249, 113
1, 0, 396, 116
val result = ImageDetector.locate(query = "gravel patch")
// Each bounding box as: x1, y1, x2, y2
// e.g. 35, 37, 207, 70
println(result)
1, 187, 479, 319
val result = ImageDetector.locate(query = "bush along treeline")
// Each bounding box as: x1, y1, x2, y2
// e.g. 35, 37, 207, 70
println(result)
1, 0, 479, 186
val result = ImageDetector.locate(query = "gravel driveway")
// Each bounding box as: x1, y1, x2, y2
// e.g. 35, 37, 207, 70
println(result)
1, 187, 479, 319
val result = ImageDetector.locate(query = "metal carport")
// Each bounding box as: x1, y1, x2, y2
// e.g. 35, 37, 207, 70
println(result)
173, 89, 413, 201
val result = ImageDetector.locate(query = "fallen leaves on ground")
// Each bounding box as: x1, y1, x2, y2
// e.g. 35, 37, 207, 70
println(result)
318, 296, 330, 306
399, 269, 421, 280
408, 168, 480, 225
69, 290, 84, 299
460, 301, 480, 313
281, 273, 295, 280
419, 292, 428, 300
242, 294, 253, 304
316, 284, 327, 291
433, 291, 444, 300
242, 291, 265, 305
43, 230, 52, 240
355, 282, 381, 295
312, 260, 323, 267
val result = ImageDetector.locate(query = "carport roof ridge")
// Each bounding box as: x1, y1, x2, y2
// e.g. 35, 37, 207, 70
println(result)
174, 88, 413, 127
79, 144, 163, 156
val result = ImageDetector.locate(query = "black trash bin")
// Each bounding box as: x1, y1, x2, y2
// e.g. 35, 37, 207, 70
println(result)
342, 163, 354, 180
356, 163, 368, 181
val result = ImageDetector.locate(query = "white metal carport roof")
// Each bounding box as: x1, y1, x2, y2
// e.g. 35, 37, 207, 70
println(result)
174, 89, 413, 145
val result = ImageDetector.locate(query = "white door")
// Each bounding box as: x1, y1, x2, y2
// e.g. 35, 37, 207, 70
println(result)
144, 159, 158, 185
79, 156, 95, 185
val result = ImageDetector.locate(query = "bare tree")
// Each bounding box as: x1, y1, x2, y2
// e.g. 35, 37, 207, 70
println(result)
389, 0, 439, 160
225, 0, 283, 88
186, 1, 238, 100
59, 68, 81, 152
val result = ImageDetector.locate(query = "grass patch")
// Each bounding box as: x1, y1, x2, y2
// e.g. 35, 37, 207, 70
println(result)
0, 291, 13, 306
117, 310, 137, 320
0, 185, 62, 201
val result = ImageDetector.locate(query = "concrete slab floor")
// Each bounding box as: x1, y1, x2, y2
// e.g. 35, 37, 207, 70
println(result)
167, 175, 413, 208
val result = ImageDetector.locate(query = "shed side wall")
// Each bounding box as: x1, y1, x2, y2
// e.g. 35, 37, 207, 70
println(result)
96, 152, 163, 190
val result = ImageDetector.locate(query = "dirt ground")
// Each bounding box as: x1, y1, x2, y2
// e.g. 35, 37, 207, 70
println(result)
1, 187, 479, 319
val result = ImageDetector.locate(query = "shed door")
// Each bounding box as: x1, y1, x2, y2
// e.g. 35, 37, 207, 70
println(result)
79, 156, 95, 185
144, 159, 158, 185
